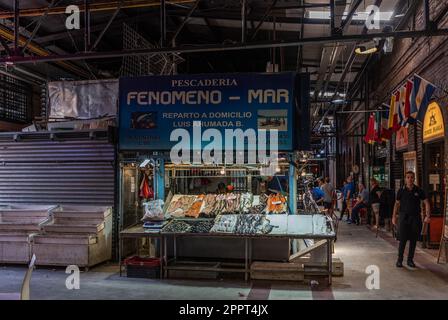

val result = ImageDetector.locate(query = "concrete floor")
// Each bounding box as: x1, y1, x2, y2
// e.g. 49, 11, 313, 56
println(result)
1, 221, 448, 300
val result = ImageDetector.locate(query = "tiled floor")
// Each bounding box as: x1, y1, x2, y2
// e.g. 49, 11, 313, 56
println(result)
1, 221, 447, 300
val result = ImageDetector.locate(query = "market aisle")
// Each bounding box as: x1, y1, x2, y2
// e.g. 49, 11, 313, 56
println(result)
331, 222, 448, 300
1, 221, 448, 300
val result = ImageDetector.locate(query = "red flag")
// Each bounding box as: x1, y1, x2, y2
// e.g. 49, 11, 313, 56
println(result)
364, 113, 376, 144
404, 80, 414, 125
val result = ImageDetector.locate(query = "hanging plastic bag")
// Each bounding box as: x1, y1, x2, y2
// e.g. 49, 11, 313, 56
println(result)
141, 199, 165, 221
139, 174, 151, 199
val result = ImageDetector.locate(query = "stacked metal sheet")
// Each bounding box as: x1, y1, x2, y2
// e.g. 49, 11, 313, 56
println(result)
32, 206, 112, 268
0, 205, 55, 264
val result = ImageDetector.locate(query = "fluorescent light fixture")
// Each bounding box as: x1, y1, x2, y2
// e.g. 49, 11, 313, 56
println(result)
332, 98, 346, 104
140, 159, 151, 168
310, 91, 347, 98
308, 10, 394, 21
355, 46, 378, 54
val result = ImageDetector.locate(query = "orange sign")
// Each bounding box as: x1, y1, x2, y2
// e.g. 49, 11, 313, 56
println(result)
396, 127, 408, 150
423, 102, 445, 143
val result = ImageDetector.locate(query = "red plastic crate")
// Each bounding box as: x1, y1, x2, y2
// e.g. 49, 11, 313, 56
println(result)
124, 256, 161, 267
124, 256, 161, 279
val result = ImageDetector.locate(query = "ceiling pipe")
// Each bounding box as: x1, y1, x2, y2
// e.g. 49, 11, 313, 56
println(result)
1, 28, 448, 65
0, 0, 196, 19
0, 25, 90, 78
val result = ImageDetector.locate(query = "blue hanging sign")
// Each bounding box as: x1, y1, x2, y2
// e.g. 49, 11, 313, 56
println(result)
119, 72, 298, 151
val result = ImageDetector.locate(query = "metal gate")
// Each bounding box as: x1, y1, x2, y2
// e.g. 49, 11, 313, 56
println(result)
0, 132, 115, 206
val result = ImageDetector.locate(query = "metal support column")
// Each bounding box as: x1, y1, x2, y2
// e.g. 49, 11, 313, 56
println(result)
329, 0, 336, 35
241, 0, 247, 43
90, 0, 124, 51
289, 162, 297, 214
244, 238, 249, 281
171, 0, 201, 45
156, 158, 165, 201
327, 239, 332, 286
424, 0, 432, 31
84, 0, 91, 52
13, 0, 19, 55
161, 0, 167, 47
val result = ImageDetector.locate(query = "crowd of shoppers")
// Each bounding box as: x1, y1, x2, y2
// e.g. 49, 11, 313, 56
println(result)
309, 175, 397, 229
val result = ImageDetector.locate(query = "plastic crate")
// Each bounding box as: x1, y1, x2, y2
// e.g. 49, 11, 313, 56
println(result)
124, 256, 161, 279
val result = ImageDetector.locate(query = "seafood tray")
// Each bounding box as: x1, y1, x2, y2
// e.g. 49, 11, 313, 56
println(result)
162, 219, 215, 234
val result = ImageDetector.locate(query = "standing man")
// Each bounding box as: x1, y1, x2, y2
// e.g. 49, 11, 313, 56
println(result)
321, 177, 336, 216
392, 171, 431, 268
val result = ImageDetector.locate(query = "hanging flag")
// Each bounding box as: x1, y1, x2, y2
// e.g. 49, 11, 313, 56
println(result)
398, 84, 410, 127
364, 113, 376, 144
388, 90, 401, 131
374, 111, 382, 142
404, 79, 414, 125
410, 74, 436, 122
381, 105, 392, 140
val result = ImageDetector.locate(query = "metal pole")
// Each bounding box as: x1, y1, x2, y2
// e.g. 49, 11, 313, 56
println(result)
171, 0, 201, 45
424, 0, 431, 31
251, 0, 277, 40
329, 0, 335, 35
272, 16, 276, 69
327, 239, 332, 286
90, 0, 124, 51
14, 0, 19, 55
4, 28, 448, 64
244, 238, 248, 281
161, 0, 167, 47
84, 0, 91, 52
241, 0, 247, 44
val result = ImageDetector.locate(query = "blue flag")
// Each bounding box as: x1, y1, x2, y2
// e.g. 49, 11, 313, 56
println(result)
410, 75, 436, 122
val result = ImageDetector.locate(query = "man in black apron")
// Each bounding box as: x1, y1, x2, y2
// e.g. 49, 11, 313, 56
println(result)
392, 171, 431, 268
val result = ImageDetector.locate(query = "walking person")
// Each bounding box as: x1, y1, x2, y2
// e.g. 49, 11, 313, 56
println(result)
392, 171, 431, 268
321, 177, 336, 216
343, 176, 355, 223
369, 178, 382, 229
351, 182, 369, 225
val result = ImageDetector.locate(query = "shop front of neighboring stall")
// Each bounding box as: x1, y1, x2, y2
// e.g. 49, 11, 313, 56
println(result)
421, 102, 445, 247
117, 72, 336, 284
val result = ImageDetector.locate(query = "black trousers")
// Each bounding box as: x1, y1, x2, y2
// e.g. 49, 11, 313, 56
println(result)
398, 238, 417, 262
398, 218, 422, 261
340, 200, 347, 219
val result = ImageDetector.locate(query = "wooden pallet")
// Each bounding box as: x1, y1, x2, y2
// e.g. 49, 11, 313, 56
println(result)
250, 261, 305, 281
294, 257, 344, 277
250, 257, 344, 281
